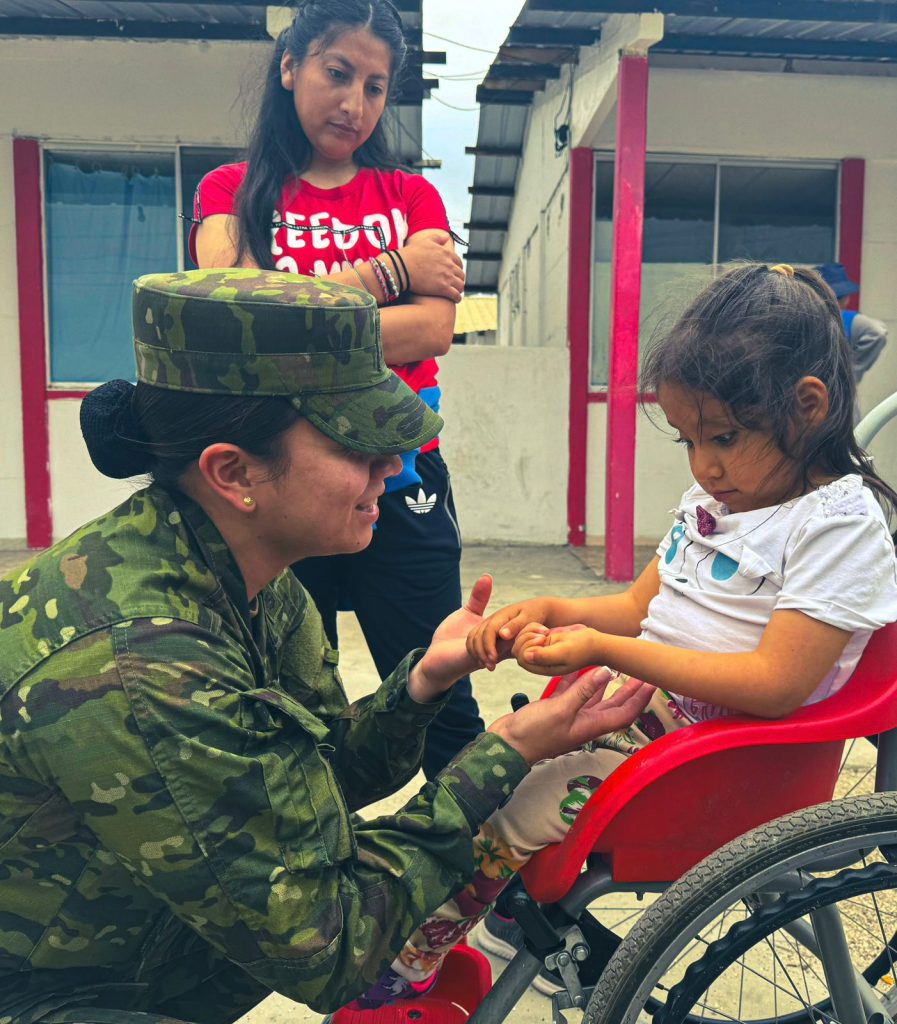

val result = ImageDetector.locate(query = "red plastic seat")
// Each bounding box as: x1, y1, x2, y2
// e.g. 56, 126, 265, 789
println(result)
521, 622, 897, 901
332, 944, 492, 1024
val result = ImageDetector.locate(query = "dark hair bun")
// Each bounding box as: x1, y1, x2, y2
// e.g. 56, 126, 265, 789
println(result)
80, 380, 152, 479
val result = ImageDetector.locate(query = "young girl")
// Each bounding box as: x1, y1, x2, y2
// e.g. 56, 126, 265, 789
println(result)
190, 0, 482, 779
349, 263, 897, 1009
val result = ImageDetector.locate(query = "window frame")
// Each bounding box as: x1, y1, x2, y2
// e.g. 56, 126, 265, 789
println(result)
589, 152, 842, 392
41, 140, 238, 392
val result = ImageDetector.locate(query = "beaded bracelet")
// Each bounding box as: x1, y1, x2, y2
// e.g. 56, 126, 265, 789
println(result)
368, 256, 392, 303
383, 249, 408, 296
375, 256, 401, 302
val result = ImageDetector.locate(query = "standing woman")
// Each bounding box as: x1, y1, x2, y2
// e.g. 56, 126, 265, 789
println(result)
192, 0, 481, 779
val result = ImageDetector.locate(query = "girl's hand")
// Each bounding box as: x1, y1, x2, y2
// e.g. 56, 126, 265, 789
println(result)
487, 674, 654, 765
511, 622, 588, 661
467, 597, 559, 670
401, 233, 465, 303
520, 626, 604, 676
409, 575, 502, 703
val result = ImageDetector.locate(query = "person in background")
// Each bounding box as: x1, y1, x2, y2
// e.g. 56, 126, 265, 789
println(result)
815, 262, 888, 391
191, 0, 482, 780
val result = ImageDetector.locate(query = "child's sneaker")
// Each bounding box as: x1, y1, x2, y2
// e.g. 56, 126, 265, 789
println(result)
475, 912, 564, 995
476, 911, 525, 961
476, 909, 623, 997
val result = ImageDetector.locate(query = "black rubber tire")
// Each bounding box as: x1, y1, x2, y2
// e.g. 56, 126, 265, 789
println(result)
656, 861, 897, 1023
583, 793, 897, 1024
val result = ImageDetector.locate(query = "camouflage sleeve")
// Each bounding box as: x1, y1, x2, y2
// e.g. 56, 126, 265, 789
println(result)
19, 618, 528, 1011
275, 590, 455, 811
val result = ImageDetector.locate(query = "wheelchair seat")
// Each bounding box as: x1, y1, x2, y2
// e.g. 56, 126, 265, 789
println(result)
521, 621, 897, 901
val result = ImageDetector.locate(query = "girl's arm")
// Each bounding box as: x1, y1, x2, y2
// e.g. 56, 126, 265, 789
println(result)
194, 218, 461, 364
467, 557, 663, 668
521, 608, 853, 718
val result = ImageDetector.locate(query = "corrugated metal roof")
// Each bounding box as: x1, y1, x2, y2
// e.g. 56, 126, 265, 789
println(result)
455, 294, 498, 333
464, 0, 897, 292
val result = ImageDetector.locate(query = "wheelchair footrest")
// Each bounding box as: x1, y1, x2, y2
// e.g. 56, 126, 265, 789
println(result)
331, 946, 492, 1024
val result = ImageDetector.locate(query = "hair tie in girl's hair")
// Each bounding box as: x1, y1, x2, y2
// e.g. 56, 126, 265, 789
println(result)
80, 380, 152, 479
769, 264, 795, 278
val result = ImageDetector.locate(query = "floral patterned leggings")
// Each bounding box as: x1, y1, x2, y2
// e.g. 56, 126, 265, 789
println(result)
356, 672, 691, 1006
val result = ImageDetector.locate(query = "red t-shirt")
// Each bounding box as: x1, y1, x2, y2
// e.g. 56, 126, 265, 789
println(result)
190, 164, 449, 450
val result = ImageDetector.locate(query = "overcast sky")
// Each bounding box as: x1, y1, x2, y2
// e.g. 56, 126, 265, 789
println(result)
419, 0, 524, 234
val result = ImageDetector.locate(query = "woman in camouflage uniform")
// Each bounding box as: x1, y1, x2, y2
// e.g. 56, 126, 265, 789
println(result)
0, 268, 650, 1024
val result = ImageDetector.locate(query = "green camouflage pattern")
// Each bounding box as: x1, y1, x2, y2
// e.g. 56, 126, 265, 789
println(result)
133, 269, 442, 455
0, 486, 527, 1021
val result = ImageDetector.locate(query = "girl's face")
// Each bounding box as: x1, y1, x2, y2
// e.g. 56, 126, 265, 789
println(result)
658, 385, 804, 514
281, 27, 392, 167
254, 418, 401, 563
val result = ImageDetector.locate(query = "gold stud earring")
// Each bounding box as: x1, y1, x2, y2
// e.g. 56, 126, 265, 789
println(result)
243, 496, 255, 508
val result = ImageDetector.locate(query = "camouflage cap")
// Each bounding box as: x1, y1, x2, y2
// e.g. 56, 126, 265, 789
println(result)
132, 268, 443, 455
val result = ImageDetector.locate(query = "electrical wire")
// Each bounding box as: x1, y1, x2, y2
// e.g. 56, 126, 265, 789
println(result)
422, 30, 502, 55
431, 94, 480, 112
388, 112, 437, 162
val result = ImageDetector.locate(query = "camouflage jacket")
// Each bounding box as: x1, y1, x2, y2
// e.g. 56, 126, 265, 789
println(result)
0, 486, 528, 1012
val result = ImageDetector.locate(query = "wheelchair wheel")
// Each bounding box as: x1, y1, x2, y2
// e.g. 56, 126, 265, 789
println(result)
583, 793, 897, 1024
572, 735, 885, 1012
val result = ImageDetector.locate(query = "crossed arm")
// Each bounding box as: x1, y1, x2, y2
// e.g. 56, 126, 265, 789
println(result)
195, 216, 461, 364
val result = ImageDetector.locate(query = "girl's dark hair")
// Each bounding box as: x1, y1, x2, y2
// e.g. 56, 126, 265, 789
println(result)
236, 0, 407, 269
641, 263, 897, 520
80, 380, 302, 490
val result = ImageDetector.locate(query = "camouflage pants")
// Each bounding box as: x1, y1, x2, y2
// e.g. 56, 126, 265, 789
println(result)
1, 938, 269, 1024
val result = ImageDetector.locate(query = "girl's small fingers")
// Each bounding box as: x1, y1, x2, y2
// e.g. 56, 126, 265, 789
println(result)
498, 611, 534, 640
524, 646, 558, 666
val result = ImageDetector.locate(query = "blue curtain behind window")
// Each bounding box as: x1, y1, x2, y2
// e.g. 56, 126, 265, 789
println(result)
46, 153, 177, 384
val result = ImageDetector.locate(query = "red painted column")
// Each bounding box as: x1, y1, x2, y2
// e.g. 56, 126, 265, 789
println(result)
605, 53, 649, 582
566, 147, 595, 547
839, 158, 865, 313
13, 138, 53, 549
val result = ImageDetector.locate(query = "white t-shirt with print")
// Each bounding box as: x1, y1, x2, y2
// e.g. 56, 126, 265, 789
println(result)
642, 474, 897, 722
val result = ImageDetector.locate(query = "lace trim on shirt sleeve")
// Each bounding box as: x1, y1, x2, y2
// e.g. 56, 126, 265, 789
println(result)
818, 475, 867, 519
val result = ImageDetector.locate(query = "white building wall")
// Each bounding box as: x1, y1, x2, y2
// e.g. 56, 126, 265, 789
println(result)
0, 136, 23, 543
0, 36, 270, 543
440, 346, 569, 544
497, 77, 570, 350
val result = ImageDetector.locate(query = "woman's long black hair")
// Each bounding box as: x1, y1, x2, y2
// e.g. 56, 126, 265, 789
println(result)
236, 0, 407, 269
641, 264, 897, 521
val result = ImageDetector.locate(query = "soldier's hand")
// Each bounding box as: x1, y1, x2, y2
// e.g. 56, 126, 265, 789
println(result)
486, 674, 654, 765
408, 575, 505, 702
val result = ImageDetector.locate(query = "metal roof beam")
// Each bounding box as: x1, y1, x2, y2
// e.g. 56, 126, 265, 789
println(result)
81, 0, 423, 8
468, 185, 516, 196
464, 145, 523, 157
476, 86, 536, 104
464, 285, 499, 294
0, 16, 269, 39
507, 26, 600, 46
526, 0, 897, 23
410, 50, 447, 64
488, 62, 562, 79
657, 32, 897, 59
